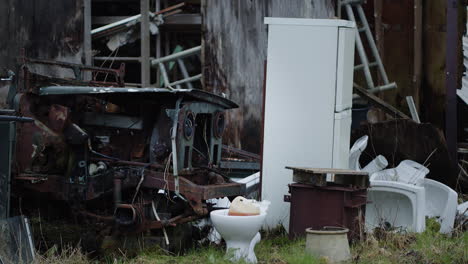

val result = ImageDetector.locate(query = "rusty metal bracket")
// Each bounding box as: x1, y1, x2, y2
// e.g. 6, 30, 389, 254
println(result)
19, 56, 126, 88
171, 97, 183, 195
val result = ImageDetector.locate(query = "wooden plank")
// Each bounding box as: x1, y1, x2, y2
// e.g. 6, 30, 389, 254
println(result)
374, 0, 384, 85
285, 167, 368, 176
354, 83, 411, 119
380, 0, 414, 111
286, 166, 369, 188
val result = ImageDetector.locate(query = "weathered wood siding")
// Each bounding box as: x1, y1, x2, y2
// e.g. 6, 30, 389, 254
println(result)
0, 0, 84, 75
201, 0, 335, 153
362, 0, 464, 132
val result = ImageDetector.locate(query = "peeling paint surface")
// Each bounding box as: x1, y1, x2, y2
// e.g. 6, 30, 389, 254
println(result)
0, 0, 84, 79
202, 0, 335, 152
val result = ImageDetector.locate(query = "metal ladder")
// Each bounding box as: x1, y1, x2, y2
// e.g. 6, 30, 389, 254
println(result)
150, 45, 202, 90
339, 0, 397, 93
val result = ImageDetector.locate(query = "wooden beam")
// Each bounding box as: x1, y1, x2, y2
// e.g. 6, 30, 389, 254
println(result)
374, 0, 384, 84
413, 0, 422, 109
354, 83, 410, 119
445, 0, 459, 164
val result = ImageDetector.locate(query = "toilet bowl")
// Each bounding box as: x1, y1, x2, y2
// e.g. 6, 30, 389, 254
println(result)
210, 209, 266, 263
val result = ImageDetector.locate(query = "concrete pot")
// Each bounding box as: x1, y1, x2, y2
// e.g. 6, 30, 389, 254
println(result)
305, 227, 351, 263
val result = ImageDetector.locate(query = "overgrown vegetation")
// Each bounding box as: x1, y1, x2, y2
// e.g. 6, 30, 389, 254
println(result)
352, 219, 468, 264
38, 219, 468, 264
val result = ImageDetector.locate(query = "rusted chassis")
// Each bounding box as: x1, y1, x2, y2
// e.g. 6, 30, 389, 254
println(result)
9, 58, 245, 233
17, 169, 245, 233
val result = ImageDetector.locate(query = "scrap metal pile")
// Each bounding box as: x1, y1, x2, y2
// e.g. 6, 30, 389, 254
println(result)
6, 57, 246, 235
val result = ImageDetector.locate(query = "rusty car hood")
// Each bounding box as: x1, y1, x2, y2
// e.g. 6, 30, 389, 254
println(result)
39, 86, 238, 109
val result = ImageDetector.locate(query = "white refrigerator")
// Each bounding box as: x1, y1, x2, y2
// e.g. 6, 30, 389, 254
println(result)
261, 18, 356, 230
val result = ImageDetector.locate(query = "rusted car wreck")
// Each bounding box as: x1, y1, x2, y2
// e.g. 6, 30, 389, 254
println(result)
7, 58, 246, 235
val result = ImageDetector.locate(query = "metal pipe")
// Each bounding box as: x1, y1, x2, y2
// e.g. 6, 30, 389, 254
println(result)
91, 2, 185, 36
158, 63, 171, 88
168, 74, 201, 87
150, 46, 201, 66
354, 62, 378, 70
341, 0, 363, 5
406, 96, 421, 123
91, 157, 164, 169
92, 13, 143, 35
356, 5, 390, 85
93, 56, 150, 61
0, 116, 34, 122
345, 4, 375, 90
367, 82, 397, 94
177, 59, 194, 89
0, 109, 15, 115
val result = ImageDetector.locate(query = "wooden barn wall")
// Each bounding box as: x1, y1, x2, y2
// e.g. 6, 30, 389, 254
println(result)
0, 0, 84, 107
421, 0, 464, 131
376, 0, 414, 113
420, 0, 447, 129
201, 0, 335, 153
362, 0, 464, 132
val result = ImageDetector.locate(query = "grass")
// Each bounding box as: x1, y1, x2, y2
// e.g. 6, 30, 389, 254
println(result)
130, 235, 324, 264
352, 219, 468, 264
38, 219, 468, 264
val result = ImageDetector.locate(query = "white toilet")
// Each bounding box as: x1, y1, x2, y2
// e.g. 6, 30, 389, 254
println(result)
210, 209, 266, 263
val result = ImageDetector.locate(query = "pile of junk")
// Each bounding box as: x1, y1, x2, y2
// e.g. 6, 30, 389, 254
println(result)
0, 56, 262, 261
350, 134, 467, 234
